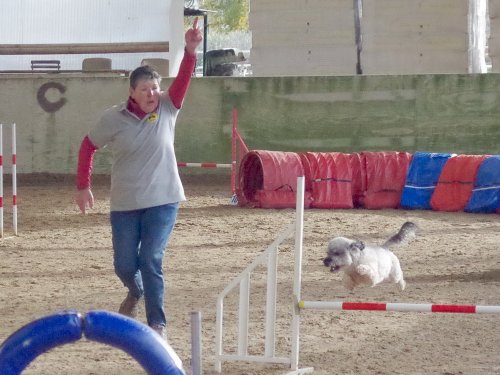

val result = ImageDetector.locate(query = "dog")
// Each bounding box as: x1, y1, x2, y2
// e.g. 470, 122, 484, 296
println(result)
323, 222, 417, 291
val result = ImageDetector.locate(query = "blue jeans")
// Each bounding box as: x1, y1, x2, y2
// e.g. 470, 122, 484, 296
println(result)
110, 203, 179, 327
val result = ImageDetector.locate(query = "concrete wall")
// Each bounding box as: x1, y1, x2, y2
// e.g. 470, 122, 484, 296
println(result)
250, 0, 357, 76
249, 0, 491, 76
361, 0, 471, 74
0, 72, 498, 175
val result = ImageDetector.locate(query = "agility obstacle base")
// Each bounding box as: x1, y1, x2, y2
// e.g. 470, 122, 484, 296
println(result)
215, 176, 500, 374
0, 123, 17, 238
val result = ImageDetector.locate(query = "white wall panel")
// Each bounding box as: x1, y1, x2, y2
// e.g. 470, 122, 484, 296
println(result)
488, 0, 500, 71
0, 0, 182, 72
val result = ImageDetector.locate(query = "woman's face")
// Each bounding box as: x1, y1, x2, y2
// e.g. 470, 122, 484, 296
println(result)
129, 78, 161, 113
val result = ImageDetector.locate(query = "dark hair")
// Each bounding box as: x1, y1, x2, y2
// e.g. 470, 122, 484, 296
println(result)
129, 65, 161, 88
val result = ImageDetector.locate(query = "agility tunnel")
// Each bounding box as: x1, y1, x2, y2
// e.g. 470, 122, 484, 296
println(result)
237, 149, 499, 213
0, 310, 184, 375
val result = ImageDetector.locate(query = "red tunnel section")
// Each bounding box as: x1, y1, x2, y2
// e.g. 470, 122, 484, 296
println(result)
238, 150, 414, 210
238, 150, 356, 209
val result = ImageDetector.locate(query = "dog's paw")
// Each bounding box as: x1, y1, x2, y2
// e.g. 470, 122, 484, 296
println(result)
356, 265, 373, 276
398, 279, 406, 291
343, 277, 356, 290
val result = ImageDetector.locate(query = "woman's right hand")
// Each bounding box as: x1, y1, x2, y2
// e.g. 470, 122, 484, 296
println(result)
75, 188, 94, 214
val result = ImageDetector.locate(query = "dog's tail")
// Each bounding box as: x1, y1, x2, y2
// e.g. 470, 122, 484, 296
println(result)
382, 221, 418, 249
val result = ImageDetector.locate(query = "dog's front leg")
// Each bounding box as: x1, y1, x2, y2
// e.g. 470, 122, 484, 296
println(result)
356, 265, 378, 286
342, 274, 356, 290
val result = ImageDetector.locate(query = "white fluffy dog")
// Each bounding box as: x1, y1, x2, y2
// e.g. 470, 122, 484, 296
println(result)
323, 222, 417, 291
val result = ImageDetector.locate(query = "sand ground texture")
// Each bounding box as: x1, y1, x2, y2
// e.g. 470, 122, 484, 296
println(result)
0, 174, 499, 375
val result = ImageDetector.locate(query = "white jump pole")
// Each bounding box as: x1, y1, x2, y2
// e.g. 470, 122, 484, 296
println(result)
289, 177, 314, 375
191, 311, 202, 375
12, 123, 17, 236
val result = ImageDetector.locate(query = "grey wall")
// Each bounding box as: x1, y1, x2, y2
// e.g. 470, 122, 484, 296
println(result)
0, 72, 498, 175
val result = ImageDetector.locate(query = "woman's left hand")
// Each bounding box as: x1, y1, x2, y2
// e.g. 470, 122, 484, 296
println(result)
185, 17, 203, 55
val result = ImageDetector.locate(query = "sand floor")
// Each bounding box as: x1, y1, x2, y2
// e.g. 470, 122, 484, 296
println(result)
0, 173, 499, 375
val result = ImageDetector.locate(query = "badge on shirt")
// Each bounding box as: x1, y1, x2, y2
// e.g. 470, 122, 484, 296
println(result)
147, 112, 159, 123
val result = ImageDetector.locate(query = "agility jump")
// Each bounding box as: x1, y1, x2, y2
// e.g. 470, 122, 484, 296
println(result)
215, 176, 500, 374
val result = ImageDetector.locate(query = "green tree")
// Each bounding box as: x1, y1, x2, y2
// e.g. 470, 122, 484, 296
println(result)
200, 0, 248, 32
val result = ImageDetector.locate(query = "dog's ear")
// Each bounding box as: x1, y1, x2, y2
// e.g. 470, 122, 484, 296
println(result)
350, 240, 365, 251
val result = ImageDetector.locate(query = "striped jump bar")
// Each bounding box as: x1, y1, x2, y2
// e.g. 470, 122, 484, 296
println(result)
177, 162, 231, 168
299, 301, 500, 314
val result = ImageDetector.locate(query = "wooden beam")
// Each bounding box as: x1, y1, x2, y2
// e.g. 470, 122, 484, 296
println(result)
0, 42, 169, 55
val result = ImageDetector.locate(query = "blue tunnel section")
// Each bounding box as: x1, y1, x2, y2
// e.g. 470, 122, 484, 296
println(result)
400, 152, 453, 210
85, 311, 184, 375
0, 310, 185, 375
0, 311, 82, 375
465, 155, 500, 213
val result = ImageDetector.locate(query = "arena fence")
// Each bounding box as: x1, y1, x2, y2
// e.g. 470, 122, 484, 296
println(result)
215, 176, 500, 374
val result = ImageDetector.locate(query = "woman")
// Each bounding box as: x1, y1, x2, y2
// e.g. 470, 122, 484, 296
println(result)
75, 18, 203, 339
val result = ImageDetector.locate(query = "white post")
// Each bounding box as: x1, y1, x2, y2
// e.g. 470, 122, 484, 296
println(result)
191, 311, 202, 375
264, 247, 278, 357
237, 274, 250, 356
214, 297, 223, 373
12, 123, 17, 236
290, 176, 305, 370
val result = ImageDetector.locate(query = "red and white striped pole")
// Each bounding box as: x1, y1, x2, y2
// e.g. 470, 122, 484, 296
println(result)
0, 123, 17, 238
176, 162, 231, 168
230, 108, 238, 205
299, 300, 500, 314
0, 123, 3, 238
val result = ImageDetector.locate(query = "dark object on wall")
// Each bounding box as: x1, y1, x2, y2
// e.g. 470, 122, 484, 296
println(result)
205, 49, 242, 76
31, 60, 60, 71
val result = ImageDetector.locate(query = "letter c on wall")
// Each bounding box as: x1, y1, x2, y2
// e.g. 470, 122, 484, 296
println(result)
37, 82, 67, 113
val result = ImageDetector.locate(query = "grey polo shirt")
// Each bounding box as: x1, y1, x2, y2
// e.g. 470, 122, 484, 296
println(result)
89, 96, 185, 211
